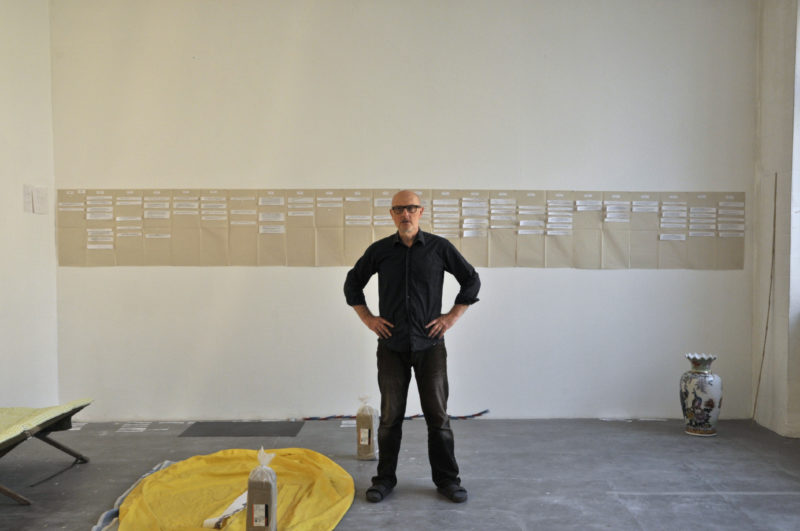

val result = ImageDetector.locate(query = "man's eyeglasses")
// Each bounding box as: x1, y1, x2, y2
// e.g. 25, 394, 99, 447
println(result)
391, 205, 421, 214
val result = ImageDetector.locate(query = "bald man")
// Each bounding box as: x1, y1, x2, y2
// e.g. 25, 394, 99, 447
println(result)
344, 190, 480, 504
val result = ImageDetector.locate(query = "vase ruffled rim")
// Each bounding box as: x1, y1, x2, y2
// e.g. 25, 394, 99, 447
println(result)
685, 352, 717, 362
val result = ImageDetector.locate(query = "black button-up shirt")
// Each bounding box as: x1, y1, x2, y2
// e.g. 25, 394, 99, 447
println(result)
344, 230, 480, 352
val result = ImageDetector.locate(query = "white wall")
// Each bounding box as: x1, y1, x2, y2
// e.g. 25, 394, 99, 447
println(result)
50, 0, 757, 421
0, 1, 58, 407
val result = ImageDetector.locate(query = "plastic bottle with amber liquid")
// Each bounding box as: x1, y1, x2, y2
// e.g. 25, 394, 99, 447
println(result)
356, 396, 379, 460
246, 448, 277, 531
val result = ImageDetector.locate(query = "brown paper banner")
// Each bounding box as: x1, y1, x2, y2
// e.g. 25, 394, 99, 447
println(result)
56, 188, 745, 270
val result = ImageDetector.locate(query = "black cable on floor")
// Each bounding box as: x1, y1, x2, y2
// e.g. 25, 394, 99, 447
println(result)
302, 409, 489, 421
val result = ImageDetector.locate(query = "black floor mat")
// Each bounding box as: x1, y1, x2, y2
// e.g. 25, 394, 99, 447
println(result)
178, 421, 304, 437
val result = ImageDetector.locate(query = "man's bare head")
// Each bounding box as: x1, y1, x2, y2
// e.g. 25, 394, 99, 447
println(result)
391, 190, 424, 241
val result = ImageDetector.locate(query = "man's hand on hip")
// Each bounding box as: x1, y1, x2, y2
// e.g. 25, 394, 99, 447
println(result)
364, 314, 394, 339
426, 304, 468, 339
352, 305, 394, 338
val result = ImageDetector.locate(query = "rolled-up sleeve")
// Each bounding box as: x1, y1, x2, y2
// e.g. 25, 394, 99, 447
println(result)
444, 243, 481, 306
343, 247, 374, 307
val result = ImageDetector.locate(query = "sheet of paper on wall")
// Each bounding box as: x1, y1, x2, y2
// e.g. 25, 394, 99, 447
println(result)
490, 190, 517, 229
544, 191, 574, 268
716, 191, 745, 269
33, 186, 48, 215
545, 230, 573, 268
343, 190, 373, 265
109, 190, 142, 265
573, 229, 602, 269
629, 229, 658, 269
658, 234, 688, 269
461, 229, 488, 267
431, 189, 461, 249
602, 229, 630, 269
316, 227, 345, 266
257, 190, 288, 266
83, 190, 115, 265
86, 191, 114, 227
315, 190, 344, 227
657, 192, 689, 269
57, 227, 86, 266
285, 227, 315, 266
228, 189, 258, 265
172, 226, 200, 266
229, 223, 258, 266
371, 189, 398, 241
344, 190, 372, 216
573, 191, 603, 229
488, 191, 517, 267
200, 225, 229, 266
515, 191, 545, 267
259, 191, 286, 207
516, 191, 547, 235
172, 190, 200, 229
546, 191, 574, 234
601, 191, 631, 268
372, 219, 396, 241
459, 190, 489, 267
258, 224, 287, 266
172, 212, 200, 267
198, 190, 229, 266
517, 229, 545, 267
285, 190, 316, 266
630, 192, 659, 230
57, 189, 86, 228
414, 189, 432, 232
344, 222, 372, 266
686, 192, 717, 269
170, 191, 200, 266
372, 190, 396, 211
489, 229, 517, 267
23, 184, 34, 213
315, 190, 345, 266
144, 232, 172, 266
143, 190, 172, 234
116, 228, 144, 266
86, 234, 115, 266
115, 189, 144, 223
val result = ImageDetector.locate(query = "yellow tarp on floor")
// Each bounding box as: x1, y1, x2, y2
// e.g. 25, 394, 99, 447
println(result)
119, 448, 354, 531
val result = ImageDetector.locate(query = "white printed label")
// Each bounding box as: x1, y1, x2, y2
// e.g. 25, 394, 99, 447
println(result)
253, 504, 268, 526
360, 428, 370, 446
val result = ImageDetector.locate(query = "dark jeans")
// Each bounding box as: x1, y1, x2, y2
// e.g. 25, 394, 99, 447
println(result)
373, 341, 460, 489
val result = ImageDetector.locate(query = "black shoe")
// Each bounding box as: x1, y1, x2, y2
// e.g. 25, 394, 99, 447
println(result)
366, 483, 393, 503
437, 483, 468, 503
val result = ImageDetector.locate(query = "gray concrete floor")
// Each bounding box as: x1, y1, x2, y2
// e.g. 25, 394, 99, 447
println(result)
1, 419, 799, 530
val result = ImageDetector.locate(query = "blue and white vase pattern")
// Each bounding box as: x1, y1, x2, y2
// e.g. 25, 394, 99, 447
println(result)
679, 353, 722, 436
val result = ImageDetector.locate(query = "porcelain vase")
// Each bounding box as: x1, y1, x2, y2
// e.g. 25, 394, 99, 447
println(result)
679, 353, 723, 436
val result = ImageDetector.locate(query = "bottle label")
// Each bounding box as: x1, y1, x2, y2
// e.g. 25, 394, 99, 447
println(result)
359, 428, 370, 446
253, 504, 269, 526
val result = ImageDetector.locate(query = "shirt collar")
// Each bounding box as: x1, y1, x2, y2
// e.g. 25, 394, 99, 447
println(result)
393, 230, 426, 246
